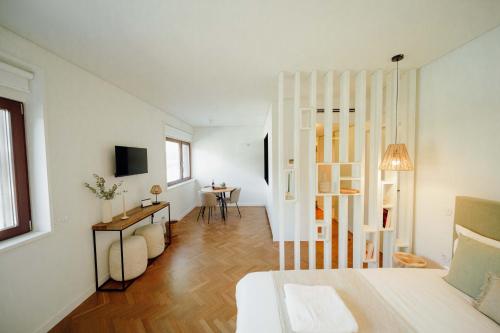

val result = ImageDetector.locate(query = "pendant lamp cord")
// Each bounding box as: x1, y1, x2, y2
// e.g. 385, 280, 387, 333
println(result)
395, 60, 399, 144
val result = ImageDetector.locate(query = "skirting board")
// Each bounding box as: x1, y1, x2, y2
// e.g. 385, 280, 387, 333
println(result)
35, 284, 95, 333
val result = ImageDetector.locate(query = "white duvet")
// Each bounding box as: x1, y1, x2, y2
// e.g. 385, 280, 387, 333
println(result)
236, 268, 500, 333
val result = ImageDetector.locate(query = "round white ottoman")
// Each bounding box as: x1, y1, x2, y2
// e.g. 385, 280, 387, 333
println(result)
109, 235, 147, 282
135, 224, 165, 258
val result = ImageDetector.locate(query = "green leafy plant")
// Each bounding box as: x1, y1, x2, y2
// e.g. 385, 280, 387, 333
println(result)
84, 174, 122, 200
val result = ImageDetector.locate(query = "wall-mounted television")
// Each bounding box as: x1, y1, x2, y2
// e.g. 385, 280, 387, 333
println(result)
264, 134, 269, 185
115, 146, 148, 177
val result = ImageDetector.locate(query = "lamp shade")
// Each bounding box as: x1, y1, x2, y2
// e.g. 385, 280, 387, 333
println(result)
150, 185, 162, 195
380, 144, 413, 171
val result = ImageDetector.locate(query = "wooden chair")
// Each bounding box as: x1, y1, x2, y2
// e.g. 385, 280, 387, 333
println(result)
197, 192, 219, 224
225, 188, 242, 217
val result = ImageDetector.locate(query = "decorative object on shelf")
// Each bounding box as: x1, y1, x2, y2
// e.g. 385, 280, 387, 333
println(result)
340, 188, 359, 195
141, 198, 153, 208
380, 54, 414, 171
365, 240, 375, 260
150, 185, 162, 204
121, 189, 129, 220
211, 179, 215, 189
84, 174, 122, 223
382, 208, 389, 228
221, 182, 226, 188
393, 252, 427, 268
288, 158, 294, 166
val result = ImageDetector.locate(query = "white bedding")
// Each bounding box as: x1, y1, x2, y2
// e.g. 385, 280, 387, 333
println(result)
236, 268, 500, 333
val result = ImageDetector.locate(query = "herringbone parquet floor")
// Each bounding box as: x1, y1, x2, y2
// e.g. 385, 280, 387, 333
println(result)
51, 206, 353, 333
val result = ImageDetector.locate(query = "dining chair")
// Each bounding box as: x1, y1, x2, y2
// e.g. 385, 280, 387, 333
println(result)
197, 192, 219, 224
225, 188, 242, 218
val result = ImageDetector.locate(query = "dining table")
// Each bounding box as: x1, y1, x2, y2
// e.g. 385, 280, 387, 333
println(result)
200, 186, 235, 220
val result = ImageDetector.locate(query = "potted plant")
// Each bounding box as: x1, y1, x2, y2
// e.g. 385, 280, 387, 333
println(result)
84, 174, 122, 223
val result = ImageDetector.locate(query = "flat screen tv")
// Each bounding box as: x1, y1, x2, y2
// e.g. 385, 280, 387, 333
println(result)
264, 134, 269, 185
115, 146, 148, 177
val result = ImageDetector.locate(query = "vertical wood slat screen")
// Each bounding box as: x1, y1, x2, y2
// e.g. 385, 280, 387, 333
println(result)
382, 70, 398, 267
278, 72, 285, 271
337, 71, 350, 269
352, 71, 367, 268
323, 71, 334, 269
367, 70, 383, 268
293, 72, 301, 270
308, 71, 317, 269
404, 70, 417, 251
277, 69, 415, 271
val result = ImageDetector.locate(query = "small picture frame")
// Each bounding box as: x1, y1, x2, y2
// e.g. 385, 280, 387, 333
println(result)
141, 198, 153, 208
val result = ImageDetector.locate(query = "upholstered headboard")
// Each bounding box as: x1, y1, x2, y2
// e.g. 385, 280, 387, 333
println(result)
454, 196, 500, 242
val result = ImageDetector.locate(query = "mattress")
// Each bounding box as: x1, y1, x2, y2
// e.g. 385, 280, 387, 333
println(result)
235, 268, 499, 333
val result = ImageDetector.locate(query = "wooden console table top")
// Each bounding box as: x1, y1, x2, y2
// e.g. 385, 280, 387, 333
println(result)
92, 201, 169, 231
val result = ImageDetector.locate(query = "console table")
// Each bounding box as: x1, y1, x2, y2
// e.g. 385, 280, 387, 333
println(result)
92, 201, 170, 291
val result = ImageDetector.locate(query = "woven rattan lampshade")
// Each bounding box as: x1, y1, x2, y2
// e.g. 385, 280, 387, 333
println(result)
150, 185, 162, 195
380, 144, 413, 171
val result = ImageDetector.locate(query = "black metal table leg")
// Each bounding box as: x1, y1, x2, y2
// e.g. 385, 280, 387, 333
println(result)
168, 205, 171, 245
93, 230, 98, 291
119, 230, 125, 290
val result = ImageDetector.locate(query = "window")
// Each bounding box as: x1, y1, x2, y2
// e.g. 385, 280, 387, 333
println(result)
0, 97, 31, 241
166, 137, 191, 186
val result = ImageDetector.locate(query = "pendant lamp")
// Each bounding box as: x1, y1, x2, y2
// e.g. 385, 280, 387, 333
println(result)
380, 54, 414, 171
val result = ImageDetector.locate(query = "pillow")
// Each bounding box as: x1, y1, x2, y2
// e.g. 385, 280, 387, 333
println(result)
474, 272, 500, 324
453, 225, 500, 254
444, 235, 500, 298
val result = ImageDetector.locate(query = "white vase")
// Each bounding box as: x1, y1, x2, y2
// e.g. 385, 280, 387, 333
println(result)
101, 200, 113, 223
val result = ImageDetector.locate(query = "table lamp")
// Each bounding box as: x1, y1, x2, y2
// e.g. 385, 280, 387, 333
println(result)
150, 185, 162, 205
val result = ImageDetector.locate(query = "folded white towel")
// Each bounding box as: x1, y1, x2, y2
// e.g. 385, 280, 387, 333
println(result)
284, 283, 359, 333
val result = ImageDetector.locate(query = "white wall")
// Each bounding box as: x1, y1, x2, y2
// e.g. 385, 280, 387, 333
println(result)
0, 26, 196, 333
192, 126, 267, 206
414, 25, 500, 266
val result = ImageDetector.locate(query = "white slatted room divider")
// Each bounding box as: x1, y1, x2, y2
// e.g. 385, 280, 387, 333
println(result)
277, 69, 417, 271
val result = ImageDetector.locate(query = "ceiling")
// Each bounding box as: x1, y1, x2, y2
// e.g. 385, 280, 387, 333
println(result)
1, 1, 499, 127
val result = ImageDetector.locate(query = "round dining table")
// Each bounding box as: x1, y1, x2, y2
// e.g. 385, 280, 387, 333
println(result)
200, 186, 235, 220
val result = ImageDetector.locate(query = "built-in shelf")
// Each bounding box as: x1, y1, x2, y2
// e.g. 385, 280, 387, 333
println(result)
316, 192, 362, 197
340, 177, 361, 180
363, 257, 377, 263
381, 180, 395, 185
380, 227, 394, 232
382, 204, 393, 209
317, 162, 361, 166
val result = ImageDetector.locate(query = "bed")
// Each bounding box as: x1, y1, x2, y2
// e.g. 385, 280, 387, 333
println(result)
235, 196, 500, 332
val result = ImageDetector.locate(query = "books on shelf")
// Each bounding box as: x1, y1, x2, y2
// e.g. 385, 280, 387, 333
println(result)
365, 240, 374, 260
383, 208, 392, 229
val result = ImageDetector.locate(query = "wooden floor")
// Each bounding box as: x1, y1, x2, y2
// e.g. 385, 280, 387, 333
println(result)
51, 206, 353, 332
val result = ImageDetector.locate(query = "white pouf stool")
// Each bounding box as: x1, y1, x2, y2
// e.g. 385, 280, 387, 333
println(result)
135, 224, 165, 259
109, 235, 147, 281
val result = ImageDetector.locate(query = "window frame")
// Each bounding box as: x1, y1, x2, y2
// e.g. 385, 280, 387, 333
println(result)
0, 97, 32, 241
165, 137, 192, 187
